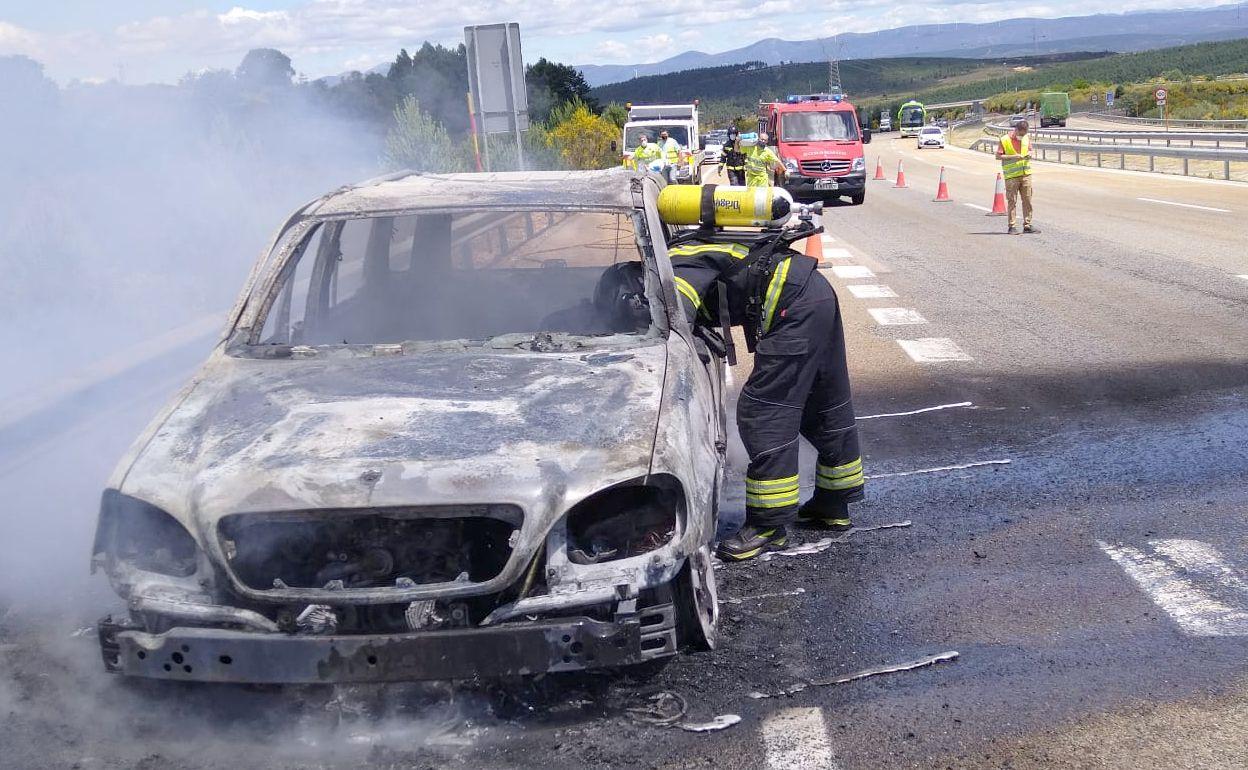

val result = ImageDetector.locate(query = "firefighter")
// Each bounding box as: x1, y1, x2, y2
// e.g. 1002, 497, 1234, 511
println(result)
719, 127, 747, 186
664, 190, 865, 561
657, 130, 682, 183
743, 132, 784, 187
632, 133, 661, 172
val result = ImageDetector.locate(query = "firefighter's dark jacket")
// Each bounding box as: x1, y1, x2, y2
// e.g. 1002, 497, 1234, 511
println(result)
668, 241, 818, 337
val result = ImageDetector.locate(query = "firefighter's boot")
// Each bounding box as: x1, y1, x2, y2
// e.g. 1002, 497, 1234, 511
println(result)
717, 524, 789, 562
797, 497, 851, 531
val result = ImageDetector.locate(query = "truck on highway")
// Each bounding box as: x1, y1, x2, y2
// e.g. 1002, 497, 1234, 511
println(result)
879, 112, 892, 132
1040, 92, 1071, 128
758, 93, 872, 206
897, 100, 926, 137
621, 103, 702, 184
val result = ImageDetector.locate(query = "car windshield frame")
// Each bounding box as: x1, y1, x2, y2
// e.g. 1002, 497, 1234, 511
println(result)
240, 205, 668, 353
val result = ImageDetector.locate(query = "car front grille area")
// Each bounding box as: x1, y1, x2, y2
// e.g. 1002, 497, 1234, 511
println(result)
218, 505, 521, 593
799, 159, 852, 176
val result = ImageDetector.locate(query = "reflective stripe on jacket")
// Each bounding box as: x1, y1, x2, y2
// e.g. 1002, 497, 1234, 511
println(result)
1000, 135, 1032, 179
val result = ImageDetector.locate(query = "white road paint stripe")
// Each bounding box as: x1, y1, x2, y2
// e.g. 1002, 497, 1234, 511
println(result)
762, 707, 839, 770
1098, 540, 1248, 637
1236, 275, 1248, 281
820, 235, 837, 245
822, 247, 854, 260
896, 337, 973, 362
868, 307, 928, 326
1136, 197, 1231, 213
860, 401, 974, 420
832, 265, 875, 279
963, 203, 991, 212
869, 459, 1011, 479
846, 284, 897, 299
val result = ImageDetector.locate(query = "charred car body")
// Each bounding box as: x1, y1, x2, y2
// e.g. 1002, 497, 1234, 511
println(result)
93, 170, 726, 683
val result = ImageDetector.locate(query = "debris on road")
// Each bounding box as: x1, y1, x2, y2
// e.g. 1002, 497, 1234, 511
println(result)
859, 401, 974, 420
748, 650, 960, 699
723, 588, 807, 605
754, 520, 913, 563
680, 714, 742, 732
868, 459, 1012, 479
626, 691, 688, 726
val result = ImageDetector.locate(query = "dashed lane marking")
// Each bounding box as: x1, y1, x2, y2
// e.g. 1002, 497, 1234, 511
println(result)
1098, 539, 1248, 636
868, 307, 928, 326
762, 707, 840, 770
896, 337, 973, 362
832, 265, 875, 279
963, 203, 991, 212
822, 247, 854, 260
1237, 275, 1248, 281
846, 284, 898, 299
1137, 197, 1231, 213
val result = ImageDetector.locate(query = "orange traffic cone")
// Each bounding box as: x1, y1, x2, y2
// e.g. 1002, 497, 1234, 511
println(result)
893, 160, 908, 188
933, 166, 952, 202
873, 157, 886, 180
987, 173, 1007, 216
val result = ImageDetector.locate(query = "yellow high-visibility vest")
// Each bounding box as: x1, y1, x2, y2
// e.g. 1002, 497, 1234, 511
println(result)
658, 137, 681, 164
1000, 135, 1032, 179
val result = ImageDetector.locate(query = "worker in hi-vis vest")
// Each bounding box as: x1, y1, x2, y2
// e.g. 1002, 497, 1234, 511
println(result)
656, 130, 682, 184
743, 133, 783, 187
994, 119, 1040, 234
631, 133, 661, 172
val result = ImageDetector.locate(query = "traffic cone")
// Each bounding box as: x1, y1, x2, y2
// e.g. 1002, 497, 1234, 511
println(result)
873, 157, 886, 180
987, 172, 1007, 216
893, 160, 908, 188
933, 166, 952, 202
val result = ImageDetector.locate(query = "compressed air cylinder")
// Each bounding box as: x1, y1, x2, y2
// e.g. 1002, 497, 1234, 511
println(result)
657, 184, 793, 228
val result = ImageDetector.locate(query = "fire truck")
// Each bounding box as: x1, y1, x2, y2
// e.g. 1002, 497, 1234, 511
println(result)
758, 93, 871, 206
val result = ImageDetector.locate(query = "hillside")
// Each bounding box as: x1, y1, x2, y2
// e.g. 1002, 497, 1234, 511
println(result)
591, 37, 1248, 126
591, 53, 1109, 114
577, 5, 1248, 87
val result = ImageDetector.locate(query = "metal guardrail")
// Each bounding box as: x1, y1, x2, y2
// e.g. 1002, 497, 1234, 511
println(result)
1074, 111, 1248, 131
970, 137, 1248, 180
983, 120, 1248, 148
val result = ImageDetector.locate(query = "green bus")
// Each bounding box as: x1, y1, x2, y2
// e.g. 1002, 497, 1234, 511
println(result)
898, 100, 926, 137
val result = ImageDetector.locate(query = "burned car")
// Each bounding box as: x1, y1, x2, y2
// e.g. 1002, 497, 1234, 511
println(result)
92, 169, 727, 683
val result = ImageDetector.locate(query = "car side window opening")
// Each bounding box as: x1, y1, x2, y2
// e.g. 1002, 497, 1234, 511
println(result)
256, 210, 653, 346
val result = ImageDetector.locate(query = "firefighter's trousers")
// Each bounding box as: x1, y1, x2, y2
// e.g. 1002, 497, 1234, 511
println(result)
737, 273, 864, 527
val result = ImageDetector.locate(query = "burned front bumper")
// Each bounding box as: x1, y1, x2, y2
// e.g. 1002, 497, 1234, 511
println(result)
784, 171, 866, 199
98, 603, 677, 683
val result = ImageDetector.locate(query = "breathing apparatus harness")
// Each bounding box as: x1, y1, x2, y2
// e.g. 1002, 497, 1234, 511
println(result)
667, 184, 823, 362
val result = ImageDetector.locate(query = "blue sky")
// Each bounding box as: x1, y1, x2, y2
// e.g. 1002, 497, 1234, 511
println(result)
0, 0, 1240, 83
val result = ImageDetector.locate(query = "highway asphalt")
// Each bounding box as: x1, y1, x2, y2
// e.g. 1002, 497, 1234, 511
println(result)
1, 144, 1246, 768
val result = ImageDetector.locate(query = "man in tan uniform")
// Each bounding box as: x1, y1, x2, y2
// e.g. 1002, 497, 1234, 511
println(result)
995, 120, 1041, 235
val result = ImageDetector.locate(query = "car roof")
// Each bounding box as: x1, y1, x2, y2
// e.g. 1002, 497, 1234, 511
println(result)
306, 169, 645, 218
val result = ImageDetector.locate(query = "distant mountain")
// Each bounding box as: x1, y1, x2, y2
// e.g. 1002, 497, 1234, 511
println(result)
576, 5, 1248, 86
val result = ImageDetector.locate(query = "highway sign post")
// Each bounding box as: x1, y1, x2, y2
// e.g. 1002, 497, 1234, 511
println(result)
465, 22, 529, 171
1156, 87, 1168, 127
1106, 90, 1114, 108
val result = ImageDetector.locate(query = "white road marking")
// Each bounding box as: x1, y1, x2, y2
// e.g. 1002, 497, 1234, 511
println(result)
896, 337, 973, 362
762, 707, 839, 770
822, 247, 853, 260
859, 401, 974, 420
1136, 197, 1230, 213
963, 203, 991, 212
1098, 539, 1248, 636
868, 307, 928, 326
846, 284, 897, 299
820, 235, 838, 245
868, 459, 1011, 479
1236, 275, 1248, 281
832, 265, 875, 279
